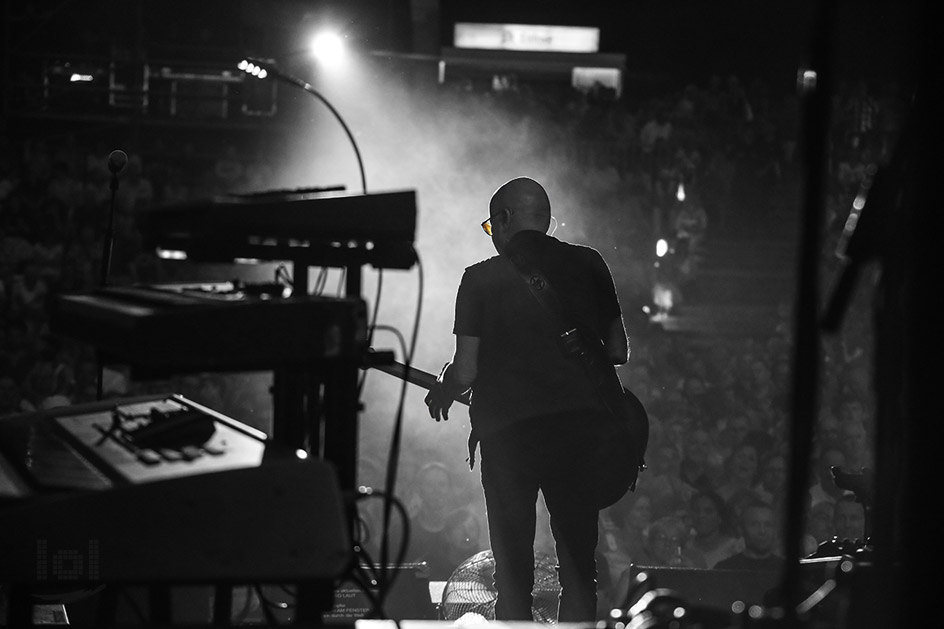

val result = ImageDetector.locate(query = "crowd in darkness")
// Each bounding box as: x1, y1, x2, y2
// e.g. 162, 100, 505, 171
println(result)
1, 69, 903, 606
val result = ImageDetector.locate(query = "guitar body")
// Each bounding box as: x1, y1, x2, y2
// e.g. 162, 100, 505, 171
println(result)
563, 334, 650, 509
592, 384, 649, 509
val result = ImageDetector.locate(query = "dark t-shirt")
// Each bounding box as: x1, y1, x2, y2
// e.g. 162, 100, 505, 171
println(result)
453, 231, 622, 438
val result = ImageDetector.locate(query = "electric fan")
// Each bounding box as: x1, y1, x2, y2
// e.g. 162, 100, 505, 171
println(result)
439, 550, 561, 623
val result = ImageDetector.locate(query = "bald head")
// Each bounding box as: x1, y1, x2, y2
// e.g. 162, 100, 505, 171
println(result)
490, 177, 551, 222
487, 177, 551, 253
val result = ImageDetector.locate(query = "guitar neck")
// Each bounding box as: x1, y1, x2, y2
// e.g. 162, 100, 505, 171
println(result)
370, 359, 471, 406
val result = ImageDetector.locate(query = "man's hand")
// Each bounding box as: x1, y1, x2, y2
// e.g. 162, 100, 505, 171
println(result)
425, 362, 457, 422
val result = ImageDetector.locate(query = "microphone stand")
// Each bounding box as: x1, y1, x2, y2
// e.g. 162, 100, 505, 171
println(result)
96, 169, 121, 401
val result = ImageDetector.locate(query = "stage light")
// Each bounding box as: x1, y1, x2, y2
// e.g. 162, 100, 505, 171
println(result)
70, 73, 94, 82
233, 54, 367, 191
310, 30, 346, 66
676, 182, 685, 202
156, 248, 187, 260
238, 59, 273, 81
656, 238, 668, 257
798, 68, 817, 93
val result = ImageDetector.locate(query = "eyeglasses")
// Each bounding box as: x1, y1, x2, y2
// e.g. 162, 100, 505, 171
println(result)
482, 213, 558, 237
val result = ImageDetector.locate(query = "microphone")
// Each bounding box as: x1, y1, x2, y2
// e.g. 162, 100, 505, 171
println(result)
108, 149, 128, 175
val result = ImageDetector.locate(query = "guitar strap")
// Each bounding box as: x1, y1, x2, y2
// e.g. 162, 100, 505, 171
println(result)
505, 250, 620, 416
504, 245, 649, 503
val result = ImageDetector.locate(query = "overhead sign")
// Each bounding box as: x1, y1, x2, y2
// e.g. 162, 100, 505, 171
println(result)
454, 23, 600, 53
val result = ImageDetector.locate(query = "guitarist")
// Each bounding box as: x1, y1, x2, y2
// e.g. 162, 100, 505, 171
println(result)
425, 176, 634, 622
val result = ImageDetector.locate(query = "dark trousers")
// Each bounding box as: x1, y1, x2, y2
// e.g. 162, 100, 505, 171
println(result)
479, 412, 604, 622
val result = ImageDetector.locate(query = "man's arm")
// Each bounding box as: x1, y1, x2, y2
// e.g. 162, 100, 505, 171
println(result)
449, 334, 480, 390
426, 334, 479, 421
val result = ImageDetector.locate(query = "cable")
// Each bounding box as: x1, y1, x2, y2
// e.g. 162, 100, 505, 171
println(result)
117, 587, 148, 624
230, 586, 256, 625
253, 584, 282, 626
239, 58, 367, 195
274, 263, 294, 290
313, 267, 328, 295
337, 266, 347, 296
378, 251, 423, 610
357, 267, 384, 394
351, 488, 411, 620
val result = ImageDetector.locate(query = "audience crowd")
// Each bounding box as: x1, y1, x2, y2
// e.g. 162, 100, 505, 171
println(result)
1, 71, 900, 606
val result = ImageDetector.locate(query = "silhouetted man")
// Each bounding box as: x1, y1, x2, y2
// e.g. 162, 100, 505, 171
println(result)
425, 177, 629, 621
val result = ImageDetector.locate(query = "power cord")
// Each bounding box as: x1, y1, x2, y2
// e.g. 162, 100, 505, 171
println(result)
377, 252, 423, 612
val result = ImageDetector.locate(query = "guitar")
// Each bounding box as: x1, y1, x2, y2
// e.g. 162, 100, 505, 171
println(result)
366, 349, 648, 508
368, 357, 471, 407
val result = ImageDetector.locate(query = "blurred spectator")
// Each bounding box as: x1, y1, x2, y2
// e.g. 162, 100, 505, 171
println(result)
8, 260, 49, 333
669, 193, 709, 283
115, 154, 154, 213
714, 500, 784, 572
407, 461, 461, 580
754, 452, 787, 511
716, 442, 760, 503
839, 418, 873, 472
636, 515, 704, 568
60, 222, 102, 291
686, 491, 742, 568
83, 161, 111, 208
814, 411, 841, 449
808, 445, 850, 508
642, 438, 695, 520
832, 495, 867, 543
599, 489, 653, 589
638, 105, 673, 184
20, 357, 72, 411
31, 207, 66, 286
802, 501, 835, 556
678, 427, 721, 493
443, 506, 487, 574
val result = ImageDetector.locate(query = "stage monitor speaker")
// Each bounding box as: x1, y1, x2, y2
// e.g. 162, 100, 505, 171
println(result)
628, 565, 780, 610
627, 559, 839, 612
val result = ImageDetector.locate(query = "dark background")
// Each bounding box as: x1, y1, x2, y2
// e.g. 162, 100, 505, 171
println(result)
6, 1, 919, 86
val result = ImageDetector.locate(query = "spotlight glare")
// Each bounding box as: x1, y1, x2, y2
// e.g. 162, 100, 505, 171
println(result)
156, 248, 187, 260
656, 238, 669, 257
237, 59, 249, 71
799, 68, 818, 93
676, 182, 686, 202
258, 69, 267, 79
311, 30, 345, 65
